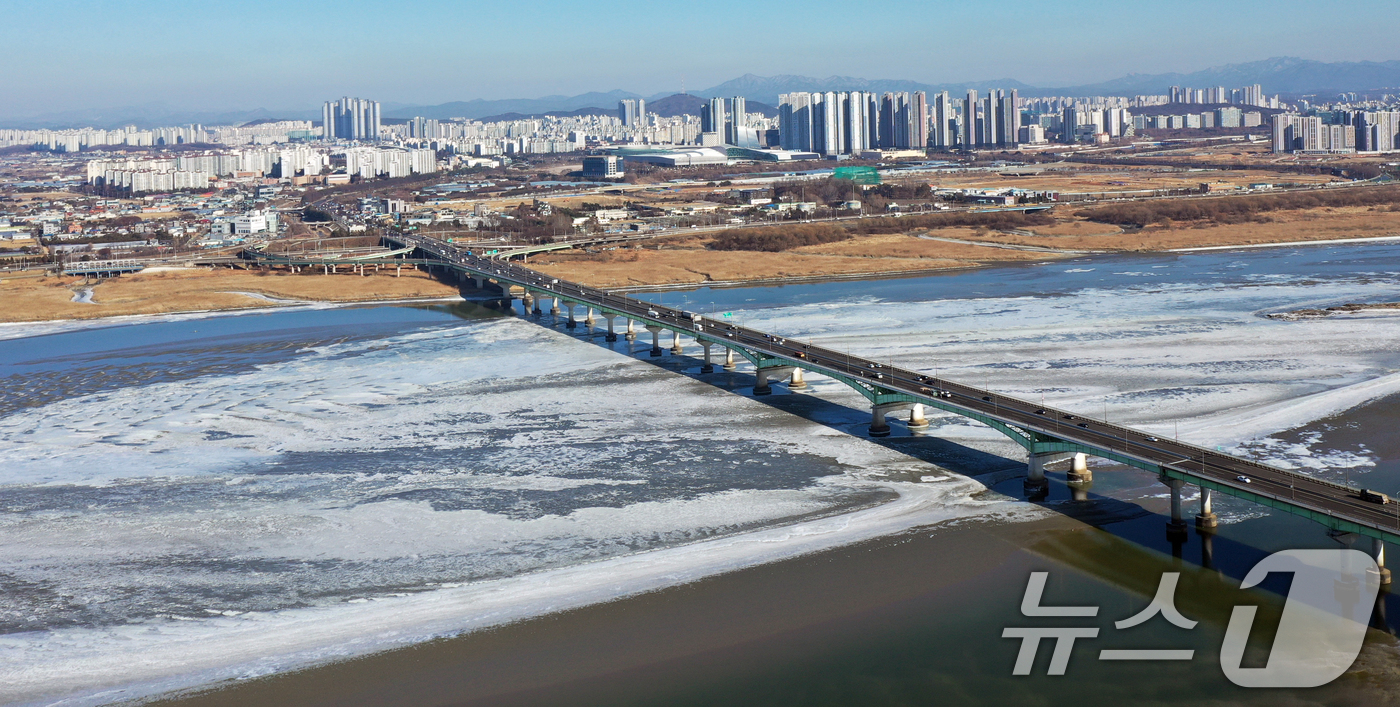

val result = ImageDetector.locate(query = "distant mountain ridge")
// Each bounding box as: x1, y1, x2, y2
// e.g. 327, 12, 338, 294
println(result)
381, 90, 644, 121
5, 57, 1399, 129
646, 94, 776, 118
696, 74, 1037, 104
1049, 57, 1400, 96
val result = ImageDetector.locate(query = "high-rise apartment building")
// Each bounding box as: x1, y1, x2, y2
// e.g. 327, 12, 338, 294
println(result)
911, 91, 929, 149
618, 99, 647, 127
962, 90, 978, 149
844, 92, 870, 153
932, 91, 953, 149
727, 96, 746, 144
322, 97, 381, 141
700, 97, 726, 134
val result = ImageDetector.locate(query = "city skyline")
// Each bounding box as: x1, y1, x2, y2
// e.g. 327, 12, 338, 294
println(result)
3, 0, 1399, 119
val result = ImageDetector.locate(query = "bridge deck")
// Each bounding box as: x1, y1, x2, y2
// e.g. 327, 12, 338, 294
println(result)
319, 234, 1400, 545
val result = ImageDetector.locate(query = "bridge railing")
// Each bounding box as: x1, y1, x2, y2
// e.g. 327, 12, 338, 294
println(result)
62, 259, 146, 273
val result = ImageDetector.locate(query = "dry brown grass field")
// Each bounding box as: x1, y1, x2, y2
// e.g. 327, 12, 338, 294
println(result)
0, 268, 460, 323
950, 205, 1400, 251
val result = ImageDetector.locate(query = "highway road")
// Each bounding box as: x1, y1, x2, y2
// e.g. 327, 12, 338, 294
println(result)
385, 232, 1400, 540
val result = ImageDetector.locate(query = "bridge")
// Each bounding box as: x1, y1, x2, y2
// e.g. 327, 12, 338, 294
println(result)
61, 258, 148, 277
243, 234, 1400, 580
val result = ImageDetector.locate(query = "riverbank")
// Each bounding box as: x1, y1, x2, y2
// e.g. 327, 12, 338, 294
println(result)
527, 205, 1400, 289
0, 267, 462, 323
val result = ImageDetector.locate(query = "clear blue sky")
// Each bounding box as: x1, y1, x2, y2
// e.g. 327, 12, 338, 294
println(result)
1, 0, 1394, 117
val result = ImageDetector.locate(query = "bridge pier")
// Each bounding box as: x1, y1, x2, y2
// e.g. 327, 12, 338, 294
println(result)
753, 366, 795, 396
670, 330, 683, 355
723, 348, 736, 371
1196, 487, 1218, 529
1162, 476, 1188, 535
869, 406, 891, 437
604, 315, 618, 342
1026, 452, 1057, 491
645, 325, 663, 357
625, 319, 637, 341
549, 298, 561, 318
1375, 538, 1392, 585
907, 402, 928, 430
585, 308, 597, 331
396, 264, 401, 277
564, 301, 578, 329
788, 367, 807, 390
700, 342, 714, 373
1066, 453, 1091, 484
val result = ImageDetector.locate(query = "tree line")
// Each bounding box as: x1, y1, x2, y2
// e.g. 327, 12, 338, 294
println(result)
1075, 185, 1400, 227
706, 210, 1054, 252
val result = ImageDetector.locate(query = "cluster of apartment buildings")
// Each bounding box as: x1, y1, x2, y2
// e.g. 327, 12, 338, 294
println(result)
1272, 110, 1400, 153
84, 145, 334, 193
1, 121, 320, 152
343, 147, 438, 179
323, 97, 381, 141
1169, 83, 1279, 108
776, 91, 933, 155
81, 142, 446, 193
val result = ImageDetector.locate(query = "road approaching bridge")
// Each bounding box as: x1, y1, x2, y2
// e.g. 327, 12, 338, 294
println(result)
250, 233, 1400, 580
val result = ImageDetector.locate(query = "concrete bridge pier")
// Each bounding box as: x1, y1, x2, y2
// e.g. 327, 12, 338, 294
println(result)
753, 366, 795, 396
1066, 453, 1091, 484
1026, 452, 1058, 491
1375, 538, 1392, 585
700, 343, 715, 373
549, 298, 561, 318
1162, 476, 1188, 535
585, 308, 597, 331
625, 319, 637, 341
907, 402, 928, 429
670, 330, 684, 354
604, 315, 618, 342
787, 367, 807, 390
564, 301, 578, 329
396, 264, 401, 277
645, 325, 664, 357
531, 295, 543, 318
1196, 487, 1218, 529
723, 348, 737, 371
523, 293, 535, 316
323, 264, 330, 275
869, 406, 892, 437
